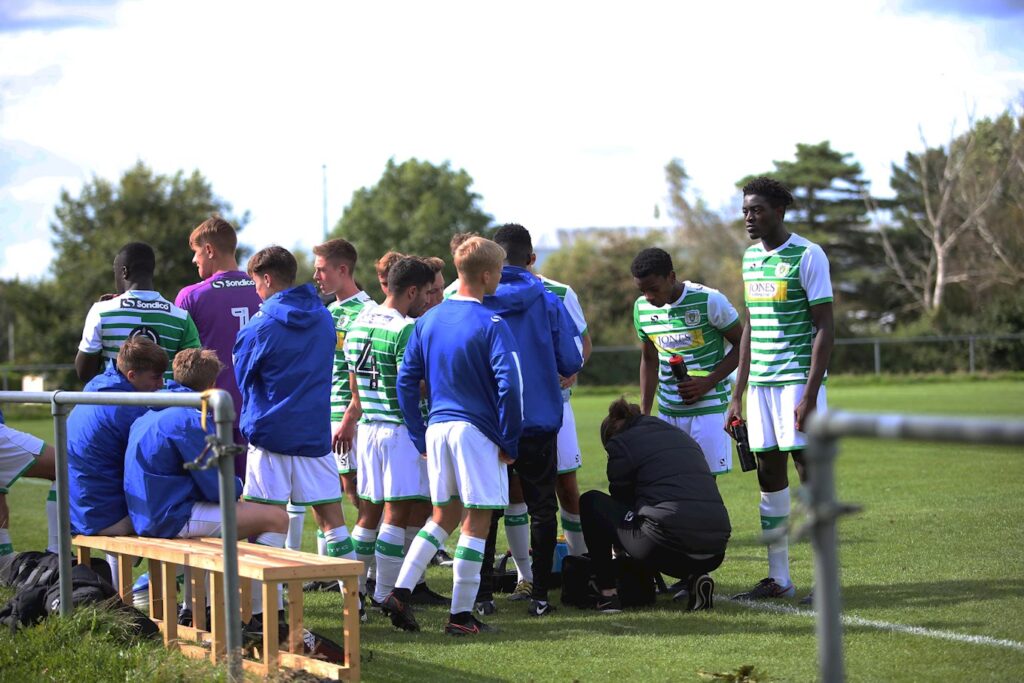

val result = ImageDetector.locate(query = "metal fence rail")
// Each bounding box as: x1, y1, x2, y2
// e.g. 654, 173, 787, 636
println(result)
803, 410, 1024, 683
0, 389, 244, 681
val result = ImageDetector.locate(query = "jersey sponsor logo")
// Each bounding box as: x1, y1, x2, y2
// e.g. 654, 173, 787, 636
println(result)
684, 308, 702, 326
336, 331, 346, 350
211, 278, 255, 289
128, 325, 161, 344
773, 262, 792, 278
491, 315, 501, 323
653, 329, 705, 352
746, 280, 788, 302
120, 298, 171, 312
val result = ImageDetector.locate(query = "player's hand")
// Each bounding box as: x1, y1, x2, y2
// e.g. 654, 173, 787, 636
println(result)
420, 452, 428, 460
724, 399, 743, 434
498, 449, 514, 464
794, 394, 817, 433
676, 376, 713, 404
559, 374, 577, 390
334, 420, 356, 455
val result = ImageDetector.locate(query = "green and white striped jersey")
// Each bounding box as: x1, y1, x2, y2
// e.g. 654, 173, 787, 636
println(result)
78, 290, 200, 379
344, 305, 414, 424
742, 233, 833, 386
633, 282, 739, 417
539, 274, 588, 402
329, 291, 377, 422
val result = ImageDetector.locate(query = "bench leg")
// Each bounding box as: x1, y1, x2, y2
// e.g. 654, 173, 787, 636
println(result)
209, 571, 226, 662
117, 553, 133, 605
76, 546, 91, 566
191, 569, 207, 632
261, 582, 279, 673
240, 577, 252, 623
343, 576, 360, 680
287, 581, 303, 654
161, 560, 178, 647
148, 559, 163, 621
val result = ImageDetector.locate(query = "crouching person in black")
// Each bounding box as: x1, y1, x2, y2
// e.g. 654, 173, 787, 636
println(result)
580, 398, 730, 613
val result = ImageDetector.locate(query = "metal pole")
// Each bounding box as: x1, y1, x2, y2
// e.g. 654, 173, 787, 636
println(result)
968, 337, 976, 374
873, 342, 880, 376
50, 393, 74, 617
805, 428, 845, 683
209, 390, 243, 681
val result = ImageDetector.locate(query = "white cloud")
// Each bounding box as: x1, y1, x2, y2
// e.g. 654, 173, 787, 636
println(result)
0, 237, 54, 280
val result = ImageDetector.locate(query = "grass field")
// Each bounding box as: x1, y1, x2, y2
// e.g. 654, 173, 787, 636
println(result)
2, 377, 1023, 681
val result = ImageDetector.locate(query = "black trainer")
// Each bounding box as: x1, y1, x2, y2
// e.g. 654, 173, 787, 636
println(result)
595, 594, 622, 614
474, 599, 496, 616
408, 581, 450, 606
303, 579, 340, 592
687, 574, 715, 611
382, 589, 420, 632
445, 612, 496, 636
527, 598, 556, 617
431, 549, 455, 567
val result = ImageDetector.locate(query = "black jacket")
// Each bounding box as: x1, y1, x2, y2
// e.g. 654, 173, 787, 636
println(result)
606, 415, 731, 555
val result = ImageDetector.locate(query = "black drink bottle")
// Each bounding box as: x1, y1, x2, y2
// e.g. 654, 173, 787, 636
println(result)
668, 354, 688, 382
730, 418, 757, 472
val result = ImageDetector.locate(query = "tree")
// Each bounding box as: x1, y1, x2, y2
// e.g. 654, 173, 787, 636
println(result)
331, 158, 492, 299
881, 108, 1024, 317
43, 161, 245, 373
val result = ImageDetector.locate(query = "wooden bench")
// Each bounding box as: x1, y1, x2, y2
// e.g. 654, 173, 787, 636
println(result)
73, 535, 363, 680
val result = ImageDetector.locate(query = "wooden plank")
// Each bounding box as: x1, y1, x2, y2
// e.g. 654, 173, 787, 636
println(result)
191, 569, 206, 631
287, 581, 303, 654
76, 546, 90, 565
261, 582, 279, 674
177, 643, 211, 662
148, 559, 163, 621
117, 553, 133, 605
209, 572, 226, 663
240, 577, 252, 623
277, 652, 347, 680
343, 577, 360, 681
160, 560, 178, 648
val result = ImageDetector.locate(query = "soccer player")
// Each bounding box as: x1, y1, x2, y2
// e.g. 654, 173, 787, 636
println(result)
0, 413, 56, 557
76, 242, 200, 383
174, 217, 261, 477
631, 247, 742, 476
344, 257, 435, 608
478, 224, 583, 617
292, 238, 378, 570
725, 177, 834, 603
384, 236, 523, 636
124, 348, 287, 540
233, 246, 357, 627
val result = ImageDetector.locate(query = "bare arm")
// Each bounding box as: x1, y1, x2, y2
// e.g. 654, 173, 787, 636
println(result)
795, 302, 835, 432
560, 332, 593, 389
75, 351, 101, 384
334, 372, 363, 455
639, 339, 659, 415
724, 317, 751, 428
677, 323, 742, 404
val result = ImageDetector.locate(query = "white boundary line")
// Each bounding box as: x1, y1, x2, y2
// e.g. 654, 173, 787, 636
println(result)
724, 597, 1024, 652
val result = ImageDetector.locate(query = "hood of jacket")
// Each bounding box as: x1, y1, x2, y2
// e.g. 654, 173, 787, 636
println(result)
485, 266, 545, 316
85, 366, 135, 392
260, 283, 325, 329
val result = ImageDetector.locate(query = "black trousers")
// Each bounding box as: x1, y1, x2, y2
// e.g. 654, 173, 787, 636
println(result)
579, 490, 724, 590
479, 431, 558, 602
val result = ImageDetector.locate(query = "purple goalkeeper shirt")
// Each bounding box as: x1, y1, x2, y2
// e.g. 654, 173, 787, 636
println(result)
175, 270, 262, 428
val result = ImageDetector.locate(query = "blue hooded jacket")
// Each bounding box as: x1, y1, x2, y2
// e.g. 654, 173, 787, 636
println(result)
66, 367, 148, 535
124, 385, 243, 538
233, 283, 335, 457
483, 267, 583, 435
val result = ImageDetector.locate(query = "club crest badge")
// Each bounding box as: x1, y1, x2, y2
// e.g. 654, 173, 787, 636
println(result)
684, 309, 701, 326
774, 261, 791, 278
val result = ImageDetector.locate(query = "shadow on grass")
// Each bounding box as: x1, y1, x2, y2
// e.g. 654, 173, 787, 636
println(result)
841, 577, 1024, 611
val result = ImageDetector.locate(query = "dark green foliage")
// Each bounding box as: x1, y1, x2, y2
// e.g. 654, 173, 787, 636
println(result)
330, 158, 492, 301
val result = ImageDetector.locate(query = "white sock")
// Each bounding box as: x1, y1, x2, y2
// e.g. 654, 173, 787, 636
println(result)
285, 503, 305, 551
452, 534, 486, 615
561, 511, 587, 556
324, 526, 356, 592
351, 525, 377, 595
46, 484, 59, 553
252, 531, 287, 615
761, 488, 791, 587
316, 529, 327, 555
0, 528, 12, 556
405, 526, 427, 585
504, 503, 532, 582
396, 521, 449, 590
373, 523, 405, 604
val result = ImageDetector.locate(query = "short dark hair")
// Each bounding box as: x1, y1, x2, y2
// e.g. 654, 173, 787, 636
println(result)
387, 257, 435, 294
742, 176, 794, 210
313, 238, 358, 269
600, 396, 643, 446
116, 242, 156, 277
630, 248, 673, 279
247, 245, 297, 285
492, 223, 532, 266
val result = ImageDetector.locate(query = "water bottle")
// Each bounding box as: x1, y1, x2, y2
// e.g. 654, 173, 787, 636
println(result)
668, 354, 689, 382
552, 536, 569, 573
729, 418, 757, 472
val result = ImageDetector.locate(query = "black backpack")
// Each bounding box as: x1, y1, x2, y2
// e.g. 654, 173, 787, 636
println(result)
560, 553, 658, 608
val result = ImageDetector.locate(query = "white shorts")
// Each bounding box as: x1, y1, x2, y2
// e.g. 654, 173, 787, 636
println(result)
660, 413, 733, 475
747, 384, 828, 452
356, 421, 429, 504
556, 402, 582, 474
332, 421, 358, 474
242, 445, 343, 506
426, 421, 508, 510
176, 502, 223, 538
0, 424, 45, 493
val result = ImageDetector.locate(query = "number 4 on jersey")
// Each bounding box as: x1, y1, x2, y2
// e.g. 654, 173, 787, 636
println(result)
354, 342, 380, 390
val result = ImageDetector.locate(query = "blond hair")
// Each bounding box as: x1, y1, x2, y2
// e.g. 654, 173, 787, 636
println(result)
375, 250, 406, 281
172, 348, 224, 391
116, 336, 169, 376
421, 256, 445, 274
455, 237, 505, 281
189, 216, 238, 254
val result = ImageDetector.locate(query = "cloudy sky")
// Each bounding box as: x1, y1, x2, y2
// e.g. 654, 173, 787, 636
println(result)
2, 0, 1023, 280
